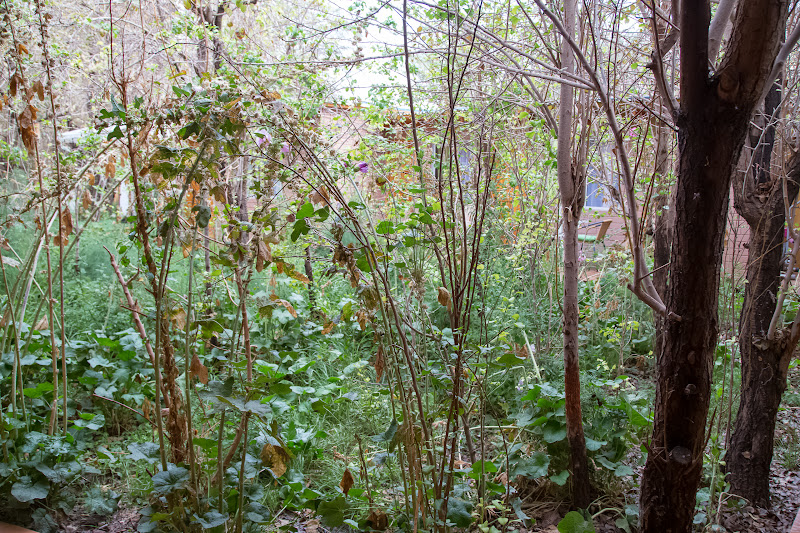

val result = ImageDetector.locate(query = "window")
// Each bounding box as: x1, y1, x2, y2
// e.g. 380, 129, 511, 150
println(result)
431, 144, 472, 184
585, 179, 606, 208
585, 166, 612, 210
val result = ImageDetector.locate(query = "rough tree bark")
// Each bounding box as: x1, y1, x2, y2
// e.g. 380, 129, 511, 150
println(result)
728, 81, 800, 506
640, 2, 786, 531
556, 0, 590, 508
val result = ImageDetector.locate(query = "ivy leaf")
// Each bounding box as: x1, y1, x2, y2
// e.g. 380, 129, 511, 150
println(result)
152, 465, 190, 495
468, 460, 497, 480
73, 412, 105, 431
11, 477, 50, 502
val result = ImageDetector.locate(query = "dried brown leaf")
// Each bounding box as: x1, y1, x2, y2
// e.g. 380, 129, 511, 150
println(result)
260, 443, 289, 478
190, 354, 209, 384
1, 255, 20, 268
32, 80, 44, 101
374, 345, 385, 382
82, 190, 92, 210
367, 509, 388, 531
34, 316, 48, 331
18, 105, 37, 155
339, 468, 355, 496
60, 206, 74, 239
437, 287, 451, 311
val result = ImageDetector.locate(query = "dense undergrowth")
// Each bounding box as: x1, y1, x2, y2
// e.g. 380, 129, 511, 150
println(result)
1, 212, 774, 533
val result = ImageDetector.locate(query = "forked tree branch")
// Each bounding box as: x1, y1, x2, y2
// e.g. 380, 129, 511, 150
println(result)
531, 0, 670, 316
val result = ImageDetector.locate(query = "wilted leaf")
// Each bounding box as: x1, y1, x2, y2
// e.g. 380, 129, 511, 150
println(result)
32, 80, 44, 101
82, 190, 93, 210
10, 72, 23, 97
339, 468, 354, 496
367, 509, 388, 530
255, 240, 271, 272
321, 321, 335, 334
260, 442, 289, 478
374, 345, 385, 382
437, 286, 452, 311
34, 316, 49, 331
170, 308, 187, 329
269, 294, 297, 318
1, 255, 20, 268
190, 355, 209, 384
18, 105, 38, 155
59, 206, 74, 240
104, 156, 116, 180
310, 187, 330, 205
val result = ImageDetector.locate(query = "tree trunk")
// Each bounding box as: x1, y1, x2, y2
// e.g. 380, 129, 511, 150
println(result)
728, 81, 800, 506
556, 0, 590, 508
652, 123, 672, 362
640, 2, 786, 531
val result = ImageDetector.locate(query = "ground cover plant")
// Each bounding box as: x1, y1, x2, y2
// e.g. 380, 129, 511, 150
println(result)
1, 0, 800, 532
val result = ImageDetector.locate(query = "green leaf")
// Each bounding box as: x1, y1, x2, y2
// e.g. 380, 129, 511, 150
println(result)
152, 465, 190, 495
446, 497, 474, 528
585, 437, 606, 451
73, 413, 105, 431
371, 418, 398, 443
542, 420, 567, 443
549, 469, 569, 486
297, 202, 314, 219
193, 510, 228, 529
510, 452, 550, 479
83, 486, 120, 516
23, 382, 53, 398
194, 205, 212, 228
12, 477, 50, 502
127, 442, 162, 464
614, 464, 634, 477
317, 496, 347, 527
469, 460, 498, 479
375, 220, 395, 234
557, 511, 595, 533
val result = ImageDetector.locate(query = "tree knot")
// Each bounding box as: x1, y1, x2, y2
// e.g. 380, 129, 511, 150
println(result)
668, 446, 692, 466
